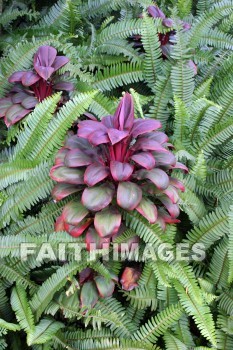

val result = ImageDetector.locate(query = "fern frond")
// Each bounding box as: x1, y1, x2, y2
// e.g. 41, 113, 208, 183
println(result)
207, 238, 229, 289
4, 200, 66, 236
27, 318, 64, 346
219, 289, 233, 314
188, 1, 233, 48
10, 284, 35, 333
123, 285, 157, 310
195, 119, 233, 156
0, 159, 38, 190
97, 19, 144, 44
85, 298, 135, 337
141, 17, 162, 89
13, 93, 61, 159
185, 206, 229, 249
0, 319, 20, 332
146, 64, 172, 128
30, 262, 84, 321
0, 163, 53, 228
0, 260, 37, 291
164, 332, 187, 350
174, 282, 216, 346
123, 211, 168, 247
28, 91, 97, 161
133, 303, 183, 343
93, 63, 143, 91
198, 28, 233, 51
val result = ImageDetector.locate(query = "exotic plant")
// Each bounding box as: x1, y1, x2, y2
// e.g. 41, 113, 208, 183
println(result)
0, 0, 233, 349
78, 268, 118, 309
50, 92, 187, 242
132, 4, 196, 75
147, 4, 191, 58
0, 45, 73, 127
120, 267, 141, 291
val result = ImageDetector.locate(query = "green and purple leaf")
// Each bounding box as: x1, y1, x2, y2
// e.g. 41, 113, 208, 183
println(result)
4, 105, 30, 127
78, 120, 107, 140
84, 163, 109, 186
94, 276, 115, 298
67, 218, 92, 237
131, 119, 161, 138
8, 71, 26, 83
169, 177, 185, 192
136, 198, 158, 223
120, 267, 141, 291
54, 215, 65, 232
65, 149, 93, 167
82, 184, 114, 211
85, 227, 110, 251
148, 5, 165, 18
0, 98, 13, 117
163, 186, 180, 203
62, 201, 89, 225
80, 281, 99, 309
134, 168, 169, 190
113, 92, 134, 131
21, 71, 40, 86
11, 92, 29, 104
132, 138, 167, 152
110, 161, 133, 181
94, 207, 121, 237
53, 81, 74, 91
108, 129, 128, 145
52, 56, 69, 71
131, 152, 155, 170
54, 148, 69, 165
160, 196, 180, 218
50, 165, 85, 184
52, 183, 81, 201
21, 96, 38, 109
117, 182, 142, 210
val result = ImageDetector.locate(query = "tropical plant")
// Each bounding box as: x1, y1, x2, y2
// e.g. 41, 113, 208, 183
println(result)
0, 45, 73, 127
0, 0, 232, 349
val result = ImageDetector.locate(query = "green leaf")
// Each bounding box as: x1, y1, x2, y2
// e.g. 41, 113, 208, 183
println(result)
27, 318, 64, 346
11, 284, 35, 333
0, 318, 20, 332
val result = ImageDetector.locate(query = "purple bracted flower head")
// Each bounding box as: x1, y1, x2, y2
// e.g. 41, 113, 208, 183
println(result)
50, 93, 187, 243
0, 45, 73, 127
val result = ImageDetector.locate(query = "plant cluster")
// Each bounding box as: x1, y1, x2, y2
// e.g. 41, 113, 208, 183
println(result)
0, 45, 73, 127
50, 92, 187, 243
0, 0, 232, 349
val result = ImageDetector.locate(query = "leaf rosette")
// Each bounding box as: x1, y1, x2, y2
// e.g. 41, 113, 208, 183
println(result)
50, 93, 187, 244
0, 45, 73, 127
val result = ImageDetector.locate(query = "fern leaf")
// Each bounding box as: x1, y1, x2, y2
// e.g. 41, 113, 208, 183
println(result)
30, 262, 84, 321
141, 17, 163, 89
10, 284, 35, 333
185, 206, 229, 249
28, 91, 97, 160
133, 303, 183, 343
27, 318, 64, 346
174, 282, 216, 346
93, 63, 143, 91
0, 163, 53, 228
13, 93, 61, 159
207, 238, 229, 289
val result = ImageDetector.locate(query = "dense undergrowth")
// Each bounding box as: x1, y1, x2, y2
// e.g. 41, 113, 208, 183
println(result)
0, 0, 233, 349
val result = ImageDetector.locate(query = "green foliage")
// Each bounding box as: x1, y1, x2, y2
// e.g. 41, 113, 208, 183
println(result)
0, 0, 232, 349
